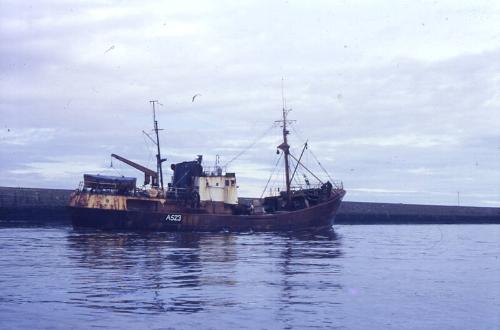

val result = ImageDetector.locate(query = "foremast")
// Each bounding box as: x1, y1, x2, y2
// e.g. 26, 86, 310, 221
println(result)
276, 96, 295, 204
150, 100, 166, 190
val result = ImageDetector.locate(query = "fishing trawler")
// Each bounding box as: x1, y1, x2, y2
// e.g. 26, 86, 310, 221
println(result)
68, 100, 345, 231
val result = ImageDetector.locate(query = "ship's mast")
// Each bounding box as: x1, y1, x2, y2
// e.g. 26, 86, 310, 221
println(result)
282, 106, 291, 201
276, 83, 293, 203
150, 100, 164, 189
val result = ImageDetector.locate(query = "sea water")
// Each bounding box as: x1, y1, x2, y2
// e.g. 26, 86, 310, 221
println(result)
0, 224, 498, 329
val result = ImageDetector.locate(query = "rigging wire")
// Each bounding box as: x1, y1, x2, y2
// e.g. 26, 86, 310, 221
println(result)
109, 155, 125, 177
290, 125, 334, 182
260, 151, 283, 199
275, 164, 284, 196
289, 158, 302, 187
142, 132, 156, 170
308, 147, 334, 183
270, 155, 285, 195
224, 123, 276, 168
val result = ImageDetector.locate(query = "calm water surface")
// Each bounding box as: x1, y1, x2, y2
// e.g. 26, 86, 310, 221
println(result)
0, 224, 498, 329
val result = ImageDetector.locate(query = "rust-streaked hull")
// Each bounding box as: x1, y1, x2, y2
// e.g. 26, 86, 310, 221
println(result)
70, 192, 344, 232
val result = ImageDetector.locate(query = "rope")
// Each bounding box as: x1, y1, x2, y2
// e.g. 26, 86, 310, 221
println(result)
142, 132, 156, 169
260, 152, 283, 199
224, 123, 276, 168
110, 157, 125, 178
291, 125, 334, 182
308, 147, 334, 182
288, 157, 301, 186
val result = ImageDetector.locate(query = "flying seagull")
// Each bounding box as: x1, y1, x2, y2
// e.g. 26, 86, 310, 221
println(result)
192, 93, 201, 102
104, 45, 115, 54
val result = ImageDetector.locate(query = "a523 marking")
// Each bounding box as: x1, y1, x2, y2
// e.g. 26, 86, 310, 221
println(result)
165, 214, 182, 222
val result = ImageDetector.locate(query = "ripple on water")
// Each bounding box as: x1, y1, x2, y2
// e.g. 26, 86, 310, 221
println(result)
0, 225, 499, 329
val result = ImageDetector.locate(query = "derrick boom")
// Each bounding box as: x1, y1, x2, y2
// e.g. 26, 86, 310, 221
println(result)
111, 153, 159, 187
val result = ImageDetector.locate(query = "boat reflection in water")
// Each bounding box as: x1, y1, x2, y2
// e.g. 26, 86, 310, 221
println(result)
65, 229, 343, 320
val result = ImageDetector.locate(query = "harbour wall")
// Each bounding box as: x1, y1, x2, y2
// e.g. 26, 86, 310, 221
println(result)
335, 200, 500, 224
1, 186, 499, 225
0, 186, 72, 225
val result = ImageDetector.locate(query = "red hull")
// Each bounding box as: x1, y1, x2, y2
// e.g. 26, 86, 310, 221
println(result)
70, 192, 344, 232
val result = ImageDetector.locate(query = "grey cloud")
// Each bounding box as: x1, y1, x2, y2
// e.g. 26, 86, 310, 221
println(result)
1, 1, 500, 206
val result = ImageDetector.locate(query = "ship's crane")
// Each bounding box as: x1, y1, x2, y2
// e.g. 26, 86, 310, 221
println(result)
111, 153, 159, 187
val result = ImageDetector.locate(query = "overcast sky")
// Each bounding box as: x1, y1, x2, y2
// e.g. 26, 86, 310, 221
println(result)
1, 0, 500, 206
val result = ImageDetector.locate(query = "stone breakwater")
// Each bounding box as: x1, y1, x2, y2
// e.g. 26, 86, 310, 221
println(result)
0, 186, 71, 225
335, 201, 500, 224
1, 186, 499, 225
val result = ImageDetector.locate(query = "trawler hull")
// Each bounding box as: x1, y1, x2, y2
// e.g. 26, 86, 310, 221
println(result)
70, 192, 344, 232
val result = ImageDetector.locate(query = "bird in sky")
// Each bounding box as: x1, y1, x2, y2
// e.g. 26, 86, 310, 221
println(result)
192, 93, 201, 102
104, 45, 115, 54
